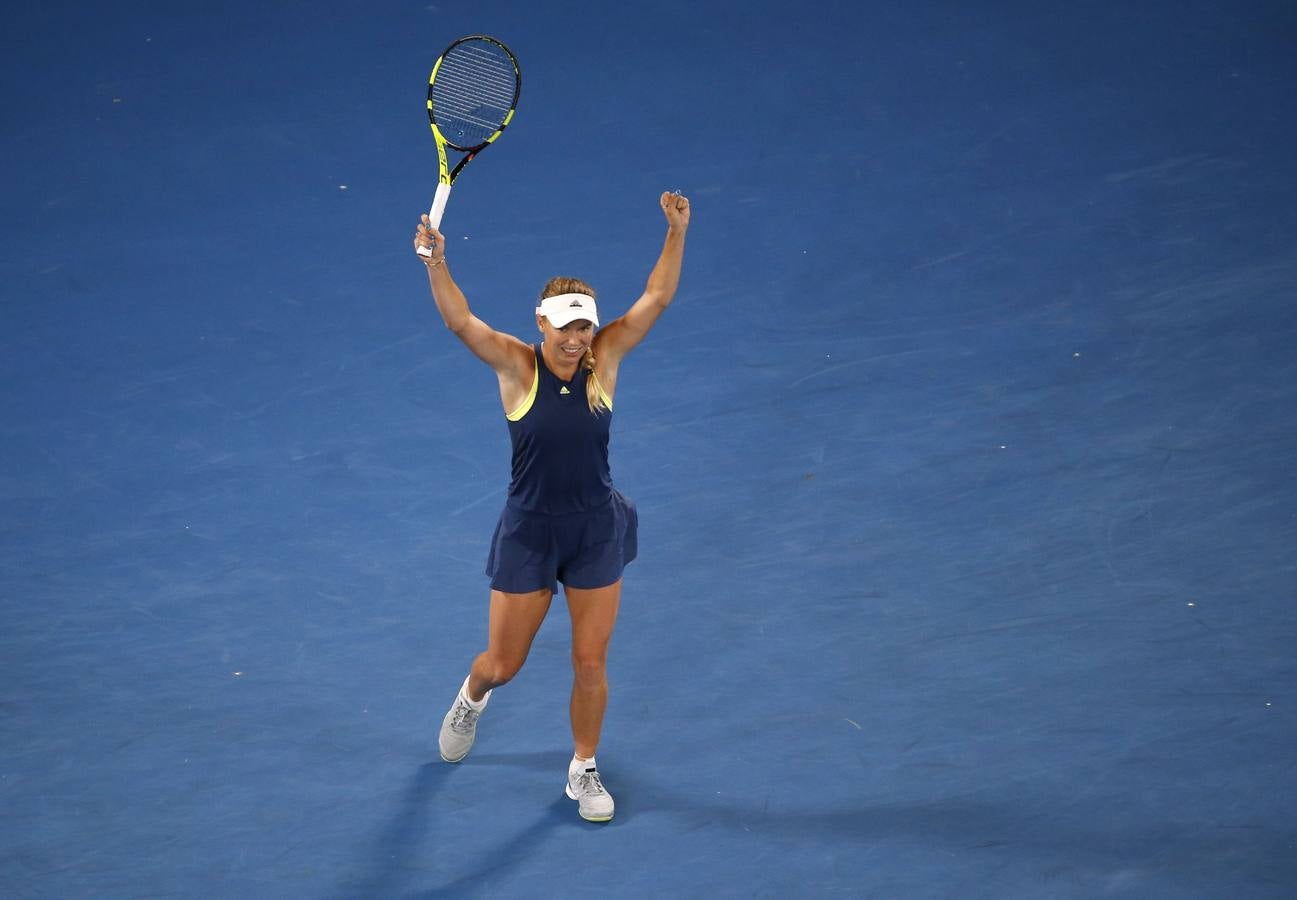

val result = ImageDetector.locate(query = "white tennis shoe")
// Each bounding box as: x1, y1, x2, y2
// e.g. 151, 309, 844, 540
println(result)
438, 678, 489, 763
566, 758, 615, 822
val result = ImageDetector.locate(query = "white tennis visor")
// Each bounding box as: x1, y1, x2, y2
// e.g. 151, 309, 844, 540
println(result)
536, 293, 599, 327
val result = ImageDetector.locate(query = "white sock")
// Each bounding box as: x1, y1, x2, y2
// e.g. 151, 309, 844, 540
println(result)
461, 675, 490, 711
571, 754, 596, 773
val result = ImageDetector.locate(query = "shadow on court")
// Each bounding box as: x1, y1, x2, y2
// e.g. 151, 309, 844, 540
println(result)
336, 751, 588, 900
332, 763, 451, 900
402, 797, 576, 900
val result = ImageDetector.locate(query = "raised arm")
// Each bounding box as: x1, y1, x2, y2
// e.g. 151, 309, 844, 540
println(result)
414, 214, 531, 378
594, 192, 691, 367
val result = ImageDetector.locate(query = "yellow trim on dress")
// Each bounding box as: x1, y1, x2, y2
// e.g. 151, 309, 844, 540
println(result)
506, 355, 539, 421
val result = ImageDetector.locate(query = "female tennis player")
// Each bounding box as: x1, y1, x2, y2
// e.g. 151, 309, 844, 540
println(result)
412, 191, 690, 822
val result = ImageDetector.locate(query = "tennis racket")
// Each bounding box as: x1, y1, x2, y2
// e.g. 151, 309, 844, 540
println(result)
416, 34, 522, 256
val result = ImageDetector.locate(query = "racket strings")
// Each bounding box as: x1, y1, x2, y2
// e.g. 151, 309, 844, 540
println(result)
431, 43, 519, 148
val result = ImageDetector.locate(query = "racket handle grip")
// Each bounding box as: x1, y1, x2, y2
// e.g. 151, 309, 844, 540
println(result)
417, 183, 453, 258
429, 182, 452, 229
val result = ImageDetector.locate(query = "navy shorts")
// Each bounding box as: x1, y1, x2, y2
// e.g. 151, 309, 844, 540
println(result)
485, 490, 638, 594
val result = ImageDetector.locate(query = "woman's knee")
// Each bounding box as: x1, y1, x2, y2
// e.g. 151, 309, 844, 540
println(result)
571, 651, 607, 687
477, 651, 528, 688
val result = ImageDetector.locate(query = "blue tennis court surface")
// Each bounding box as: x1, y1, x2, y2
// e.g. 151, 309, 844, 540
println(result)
3, 2, 1295, 897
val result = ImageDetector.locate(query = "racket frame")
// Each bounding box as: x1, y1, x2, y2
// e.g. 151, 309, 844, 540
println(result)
418, 34, 521, 254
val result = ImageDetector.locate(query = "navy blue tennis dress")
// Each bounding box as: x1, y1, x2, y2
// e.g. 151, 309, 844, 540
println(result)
485, 345, 638, 594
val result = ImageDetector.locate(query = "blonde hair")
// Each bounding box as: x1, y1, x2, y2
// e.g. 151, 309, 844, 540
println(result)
539, 276, 607, 414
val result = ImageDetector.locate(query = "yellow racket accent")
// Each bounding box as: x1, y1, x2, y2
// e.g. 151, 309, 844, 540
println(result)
418, 34, 521, 239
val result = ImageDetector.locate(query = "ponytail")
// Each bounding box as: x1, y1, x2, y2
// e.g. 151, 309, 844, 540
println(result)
583, 347, 608, 415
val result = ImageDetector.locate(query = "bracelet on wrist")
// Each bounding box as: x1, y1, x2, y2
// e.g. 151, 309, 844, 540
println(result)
423, 255, 446, 269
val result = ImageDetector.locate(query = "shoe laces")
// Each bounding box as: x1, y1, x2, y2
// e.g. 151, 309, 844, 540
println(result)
450, 702, 479, 733
573, 768, 606, 797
